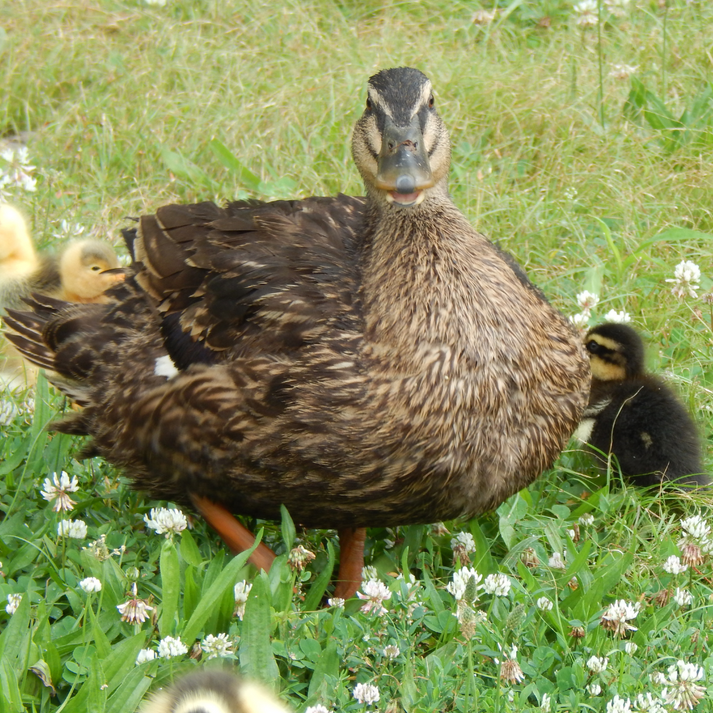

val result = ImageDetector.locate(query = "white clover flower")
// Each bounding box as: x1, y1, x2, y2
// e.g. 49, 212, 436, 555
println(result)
661, 660, 706, 710
357, 579, 391, 616
144, 0, 167, 5
588, 683, 602, 696
446, 567, 482, 602
673, 588, 693, 608
327, 597, 345, 608
663, 555, 688, 575
383, 644, 400, 659
58, 519, 87, 539
117, 583, 154, 623
143, 507, 187, 537
609, 64, 638, 81
41, 471, 79, 512
651, 672, 668, 685
201, 633, 235, 659
548, 552, 566, 570
577, 290, 599, 311
536, 597, 554, 611
604, 0, 630, 17
305, 706, 333, 713
5, 593, 22, 614
680, 514, 710, 542
540, 692, 552, 711
135, 648, 157, 665
625, 642, 638, 655
352, 682, 380, 706
564, 187, 578, 201
575, 0, 597, 10
0, 399, 19, 426
575, 5, 598, 26
234, 580, 252, 620
483, 573, 511, 596
633, 692, 666, 713
451, 531, 475, 554
395, 572, 418, 592
666, 260, 701, 300
471, 9, 496, 24
157, 636, 187, 659
287, 544, 316, 572
607, 695, 632, 713
579, 513, 595, 526
569, 312, 591, 329
587, 655, 608, 674
604, 309, 632, 323
52, 219, 86, 241
0, 147, 37, 192
497, 644, 525, 684
601, 599, 640, 636
362, 565, 378, 581
79, 577, 102, 593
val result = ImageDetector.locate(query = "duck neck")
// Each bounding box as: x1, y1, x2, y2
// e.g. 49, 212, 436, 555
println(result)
360, 194, 485, 362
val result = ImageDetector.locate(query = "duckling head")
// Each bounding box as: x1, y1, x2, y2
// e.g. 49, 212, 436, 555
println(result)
58, 240, 125, 303
584, 322, 645, 381
351, 67, 451, 211
140, 670, 291, 713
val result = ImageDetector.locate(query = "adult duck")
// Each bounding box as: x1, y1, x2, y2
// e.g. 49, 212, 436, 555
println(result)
7, 67, 589, 598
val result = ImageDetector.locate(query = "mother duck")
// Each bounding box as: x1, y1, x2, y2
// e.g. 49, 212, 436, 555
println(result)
7, 68, 589, 598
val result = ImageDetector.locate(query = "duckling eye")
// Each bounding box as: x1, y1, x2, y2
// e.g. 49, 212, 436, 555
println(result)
90, 265, 102, 272
428, 94, 434, 109
585, 340, 600, 354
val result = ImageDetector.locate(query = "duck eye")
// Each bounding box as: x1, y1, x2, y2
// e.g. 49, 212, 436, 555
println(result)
366, 97, 372, 111
428, 94, 434, 108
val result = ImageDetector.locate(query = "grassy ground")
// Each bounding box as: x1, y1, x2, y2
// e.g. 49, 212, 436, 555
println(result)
1, 0, 713, 711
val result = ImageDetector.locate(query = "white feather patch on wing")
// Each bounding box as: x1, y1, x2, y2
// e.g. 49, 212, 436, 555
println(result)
154, 355, 179, 379
573, 418, 596, 444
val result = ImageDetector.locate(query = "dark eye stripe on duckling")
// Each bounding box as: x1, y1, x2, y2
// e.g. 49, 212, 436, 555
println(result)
585, 334, 627, 381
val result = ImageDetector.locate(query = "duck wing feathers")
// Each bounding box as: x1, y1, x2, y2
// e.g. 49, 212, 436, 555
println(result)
131, 196, 366, 368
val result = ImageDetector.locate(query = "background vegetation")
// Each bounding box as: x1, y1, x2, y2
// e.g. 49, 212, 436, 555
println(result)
1, 0, 713, 711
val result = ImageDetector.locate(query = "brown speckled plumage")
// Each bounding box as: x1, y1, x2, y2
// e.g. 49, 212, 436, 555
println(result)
6, 68, 589, 534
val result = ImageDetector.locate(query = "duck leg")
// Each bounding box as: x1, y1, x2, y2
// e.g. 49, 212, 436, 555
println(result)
333, 527, 367, 600
190, 494, 276, 572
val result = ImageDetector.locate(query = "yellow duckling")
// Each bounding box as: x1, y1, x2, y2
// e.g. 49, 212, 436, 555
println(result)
0, 205, 124, 312
0, 206, 124, 386
140, 670, 291, 713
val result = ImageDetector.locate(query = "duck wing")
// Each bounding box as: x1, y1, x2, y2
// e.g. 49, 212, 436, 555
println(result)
129, 196, 366, 369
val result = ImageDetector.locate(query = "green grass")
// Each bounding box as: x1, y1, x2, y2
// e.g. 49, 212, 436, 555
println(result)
1, 0, 713, 711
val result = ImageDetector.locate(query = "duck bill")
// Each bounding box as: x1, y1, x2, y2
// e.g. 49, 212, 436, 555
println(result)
375, 116, 434, 206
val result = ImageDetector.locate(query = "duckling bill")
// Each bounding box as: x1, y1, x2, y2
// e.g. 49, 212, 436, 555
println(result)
579, 322, 709, 487
6, 68, 589, 598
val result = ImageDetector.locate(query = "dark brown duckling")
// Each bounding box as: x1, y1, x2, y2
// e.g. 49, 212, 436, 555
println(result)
6, 67, 589, 598
578, 321, 709, 487
140, 670, 290, 713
